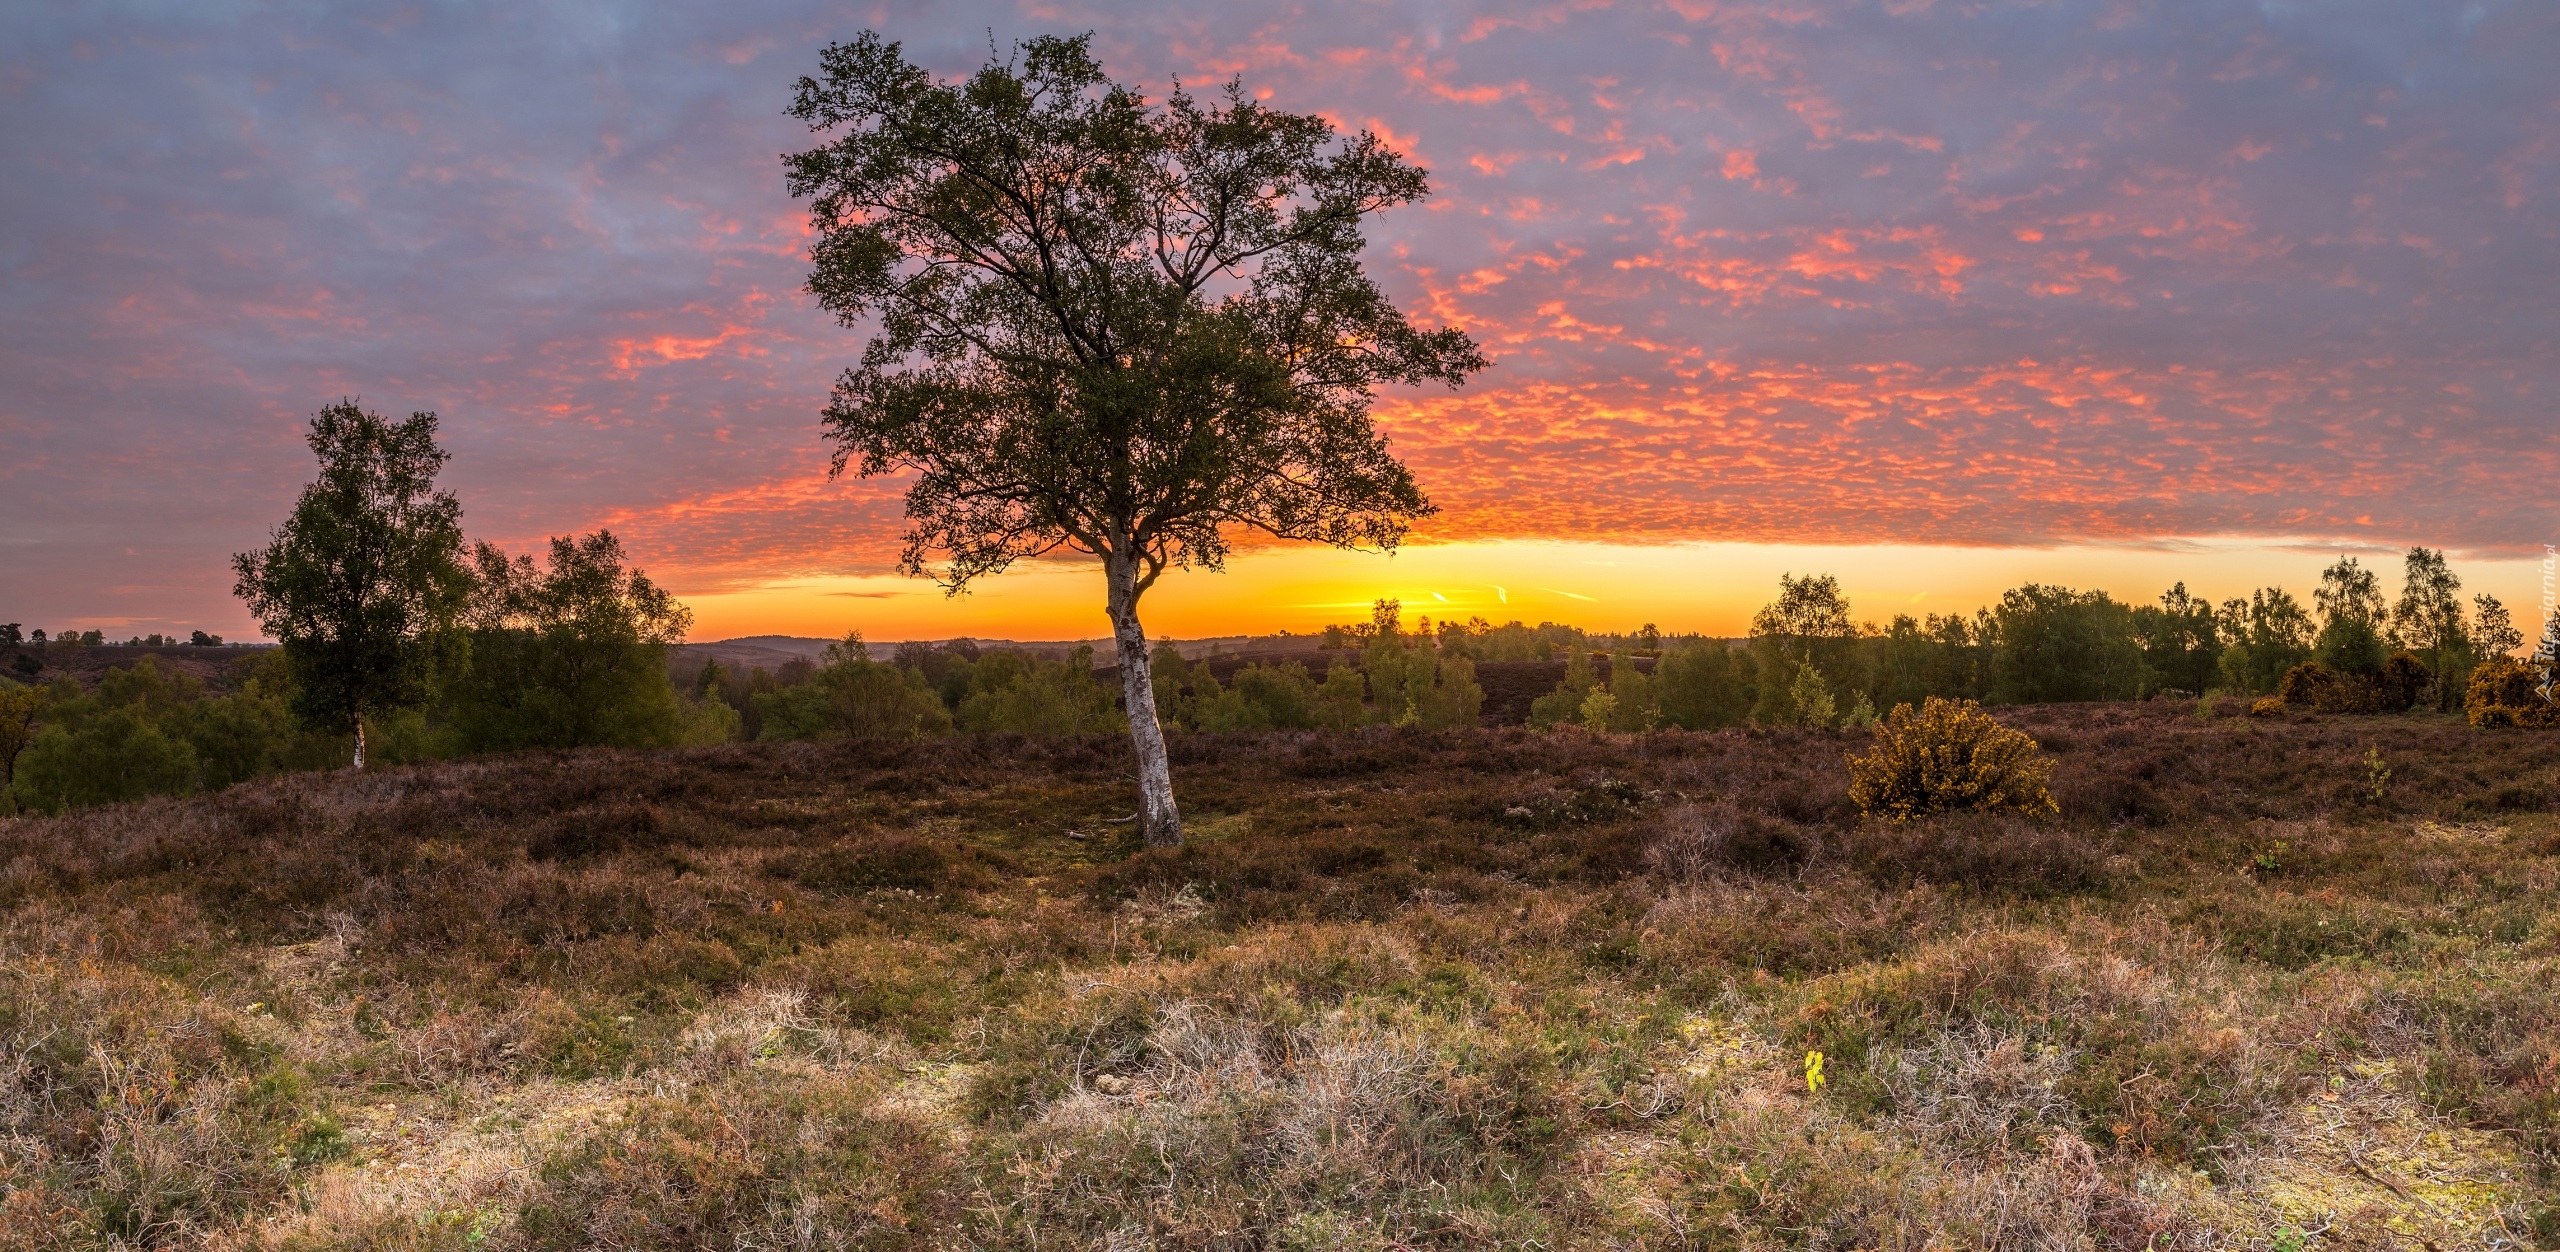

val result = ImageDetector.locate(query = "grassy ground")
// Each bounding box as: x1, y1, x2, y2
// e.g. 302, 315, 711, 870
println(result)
3, 702, 2559, 1249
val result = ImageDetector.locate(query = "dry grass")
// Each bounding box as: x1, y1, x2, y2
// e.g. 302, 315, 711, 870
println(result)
1, 706, 2558, 1248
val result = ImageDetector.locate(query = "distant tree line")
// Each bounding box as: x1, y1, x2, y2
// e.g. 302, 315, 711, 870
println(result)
1495, 551, 2534, 732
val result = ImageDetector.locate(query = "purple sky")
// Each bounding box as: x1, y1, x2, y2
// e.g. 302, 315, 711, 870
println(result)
4, 1, 2555, 638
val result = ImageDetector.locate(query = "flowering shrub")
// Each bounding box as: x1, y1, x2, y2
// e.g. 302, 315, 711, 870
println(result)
2466, 656, 2559, 728
1846, 697, 2057, 822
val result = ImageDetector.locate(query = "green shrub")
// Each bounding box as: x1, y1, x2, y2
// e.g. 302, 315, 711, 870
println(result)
956, 646, 1122, 736
1846, 697, 2057, 822
757, 634, 953, 742
1655, 638, 1749, 728
1526, 649, 1596, 729
1785, 661, 1836, 728
1313, 661, 1368, 730
1196, 661, 1320, 730
12, 705, 199, 814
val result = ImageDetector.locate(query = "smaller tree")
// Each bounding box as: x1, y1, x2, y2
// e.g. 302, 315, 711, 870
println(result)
756, 633, 952, 742
1601, 652, 1657, 732
1749, 573, 1857, 722
1313, 661, 1368, 730
1786, 661, 1836, 728
2393, 547, 2469, 709
1656, 638, 1749, 729
233, 401, 470, 768
449, 531, 695, 752
2473, 594, 2523, 659
1528, 648, 1598, 729
2312, 556, 2390, 676
2216, 588, 2314, 694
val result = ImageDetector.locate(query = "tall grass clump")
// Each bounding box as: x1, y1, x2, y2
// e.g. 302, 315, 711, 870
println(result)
1846, 697, 2057, 822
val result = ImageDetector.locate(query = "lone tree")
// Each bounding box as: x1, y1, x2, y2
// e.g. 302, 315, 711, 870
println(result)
234, 401, 469, 769
785, 33, 1484, 847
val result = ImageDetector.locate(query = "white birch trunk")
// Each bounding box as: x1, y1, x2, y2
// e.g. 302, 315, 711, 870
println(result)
352, 714, 367, 771
1106, 558, 1182, 848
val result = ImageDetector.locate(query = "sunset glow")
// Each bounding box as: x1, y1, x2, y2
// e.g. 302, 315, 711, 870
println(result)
5, 3, 2555, 642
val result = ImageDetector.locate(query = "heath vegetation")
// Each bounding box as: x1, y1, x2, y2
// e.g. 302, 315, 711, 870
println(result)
5, 699, 2560, 1247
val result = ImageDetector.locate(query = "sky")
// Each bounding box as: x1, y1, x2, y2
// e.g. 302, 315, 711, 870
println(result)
3, 0, 2555, 643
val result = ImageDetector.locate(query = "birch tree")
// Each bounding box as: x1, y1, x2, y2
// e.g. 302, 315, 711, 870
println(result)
232, 401, 468, 769
783, 33, 1484, 847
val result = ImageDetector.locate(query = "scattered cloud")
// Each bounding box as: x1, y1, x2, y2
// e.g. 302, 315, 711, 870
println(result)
3, 0, 2554, 633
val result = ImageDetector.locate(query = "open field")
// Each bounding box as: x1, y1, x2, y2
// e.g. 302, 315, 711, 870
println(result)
4, 704, 2559, 1249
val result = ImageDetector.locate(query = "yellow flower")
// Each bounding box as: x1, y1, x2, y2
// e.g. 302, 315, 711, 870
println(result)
1804, 1050, 1826, 1095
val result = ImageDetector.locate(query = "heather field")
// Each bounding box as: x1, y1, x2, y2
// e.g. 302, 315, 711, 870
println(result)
5, 704, 2560, 1249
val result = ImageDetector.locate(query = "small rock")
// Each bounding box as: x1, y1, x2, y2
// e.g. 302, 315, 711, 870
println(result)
1504, 806, 1533, 819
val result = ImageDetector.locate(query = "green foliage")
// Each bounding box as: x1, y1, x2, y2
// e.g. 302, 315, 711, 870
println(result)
0, 678, 47, 803
1346, 602, 1481, 729
755, 634, 953, 743
2376, 651, 2430, 713
231, 401, 470, 760
2278, 661, 2334, 708
788, 31, 1485, 848
956, 647, 1124, 737
2393, 547, 2467, 704
1527, 649, 1597, 730
1196, 661, 1322, 731
2314, 612, 2388, 677
2308, 556, 2392, 677
1749, 574, 1860, 723
14, 704, 198, 813
6, 656, 342, 814
788, 33, 1479, 588
1432, 616, 1583, 662
2131, 582, 2221, 694
1655, 638, 1750, 729
1149, 641, 1210, 730
1840, 690, 1878, 730
1578, 687, 1616, 732
2216, 587, 2315, 694
1600, 652, 1658, 732
1785, 662, 1837, 728
1314, 661, 1368, 730
2473, 593, 2523, 658
1846, 697, 2058, 821
1989, 584, 2143, 703
446, 532, 696, 752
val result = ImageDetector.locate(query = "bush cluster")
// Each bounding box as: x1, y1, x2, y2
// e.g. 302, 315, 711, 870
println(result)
3, 655, 356, 814
1845, 697, 2058, 822
2466, 656, 2560, 728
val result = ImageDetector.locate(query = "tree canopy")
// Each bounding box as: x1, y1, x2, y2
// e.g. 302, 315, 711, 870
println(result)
231, 401, 469, 767
784, 32, 1483, 846
446, 530, 698, 752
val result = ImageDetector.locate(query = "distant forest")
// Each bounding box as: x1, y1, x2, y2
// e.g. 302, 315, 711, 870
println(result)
6, 543, 2552, 817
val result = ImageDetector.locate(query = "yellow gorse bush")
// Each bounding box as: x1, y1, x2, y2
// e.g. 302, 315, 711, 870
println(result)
2466, 656, 2559, 728
1845, 696, 2058, 822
